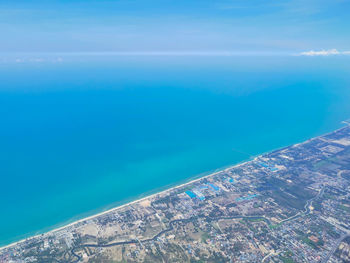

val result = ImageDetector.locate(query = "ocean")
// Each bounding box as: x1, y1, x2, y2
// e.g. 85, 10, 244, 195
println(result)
0, 55, 350, 246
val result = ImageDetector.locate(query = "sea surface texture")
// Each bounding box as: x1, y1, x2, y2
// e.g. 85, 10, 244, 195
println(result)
1, 56, 350, 245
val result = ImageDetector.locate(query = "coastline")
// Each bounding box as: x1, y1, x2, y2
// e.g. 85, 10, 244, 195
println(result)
1, 121, 348, 252
0, 159, 251, 252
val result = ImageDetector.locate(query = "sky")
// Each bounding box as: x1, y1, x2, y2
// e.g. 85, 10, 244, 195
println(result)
0, 0, 349, 54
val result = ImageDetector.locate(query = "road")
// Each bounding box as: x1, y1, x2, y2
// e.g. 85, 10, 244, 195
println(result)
321, 234, 349, 263
279, 186, 326, 224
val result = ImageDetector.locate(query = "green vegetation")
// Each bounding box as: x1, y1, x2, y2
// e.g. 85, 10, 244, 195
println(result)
338, 204, 350, 212
253, 202, 261, 208
263, 177, 315, 210
280, 256, 295, 263
245, 217, 264, 222
300, 236, 318, 250
269, 224, 280, 229
201, 232, 210, 243
323, 193, 335, 200
312, 201, 322, 211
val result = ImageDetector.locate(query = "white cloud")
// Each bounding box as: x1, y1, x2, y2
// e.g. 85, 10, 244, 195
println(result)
299, 49, 350, 56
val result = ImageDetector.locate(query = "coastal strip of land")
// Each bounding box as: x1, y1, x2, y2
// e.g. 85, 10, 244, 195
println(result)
2, 123, 350, 263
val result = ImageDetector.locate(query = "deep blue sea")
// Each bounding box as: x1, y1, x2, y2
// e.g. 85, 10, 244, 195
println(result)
0, 55, 350, 245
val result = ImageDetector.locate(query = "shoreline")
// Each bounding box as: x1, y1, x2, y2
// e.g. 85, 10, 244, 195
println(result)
1, 122, 348, 252
0, 159, 251, 252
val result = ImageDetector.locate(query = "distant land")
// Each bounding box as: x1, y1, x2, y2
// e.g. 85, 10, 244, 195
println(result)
2, 121, 350, 262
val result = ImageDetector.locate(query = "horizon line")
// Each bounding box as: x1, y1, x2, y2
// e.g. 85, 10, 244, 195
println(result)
0, 51, 294, 57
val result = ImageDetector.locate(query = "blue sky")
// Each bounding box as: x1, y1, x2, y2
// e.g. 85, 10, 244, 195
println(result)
0, 0, 349, 54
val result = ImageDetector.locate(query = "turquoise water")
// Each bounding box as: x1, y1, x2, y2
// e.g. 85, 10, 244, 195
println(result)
0, 56, 350, 246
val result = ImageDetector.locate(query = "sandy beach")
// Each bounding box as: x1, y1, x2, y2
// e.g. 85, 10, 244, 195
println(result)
0, 159, 252, 252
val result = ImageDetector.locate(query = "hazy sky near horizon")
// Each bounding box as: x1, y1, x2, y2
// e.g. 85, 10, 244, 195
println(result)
0, 0, 349, 53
